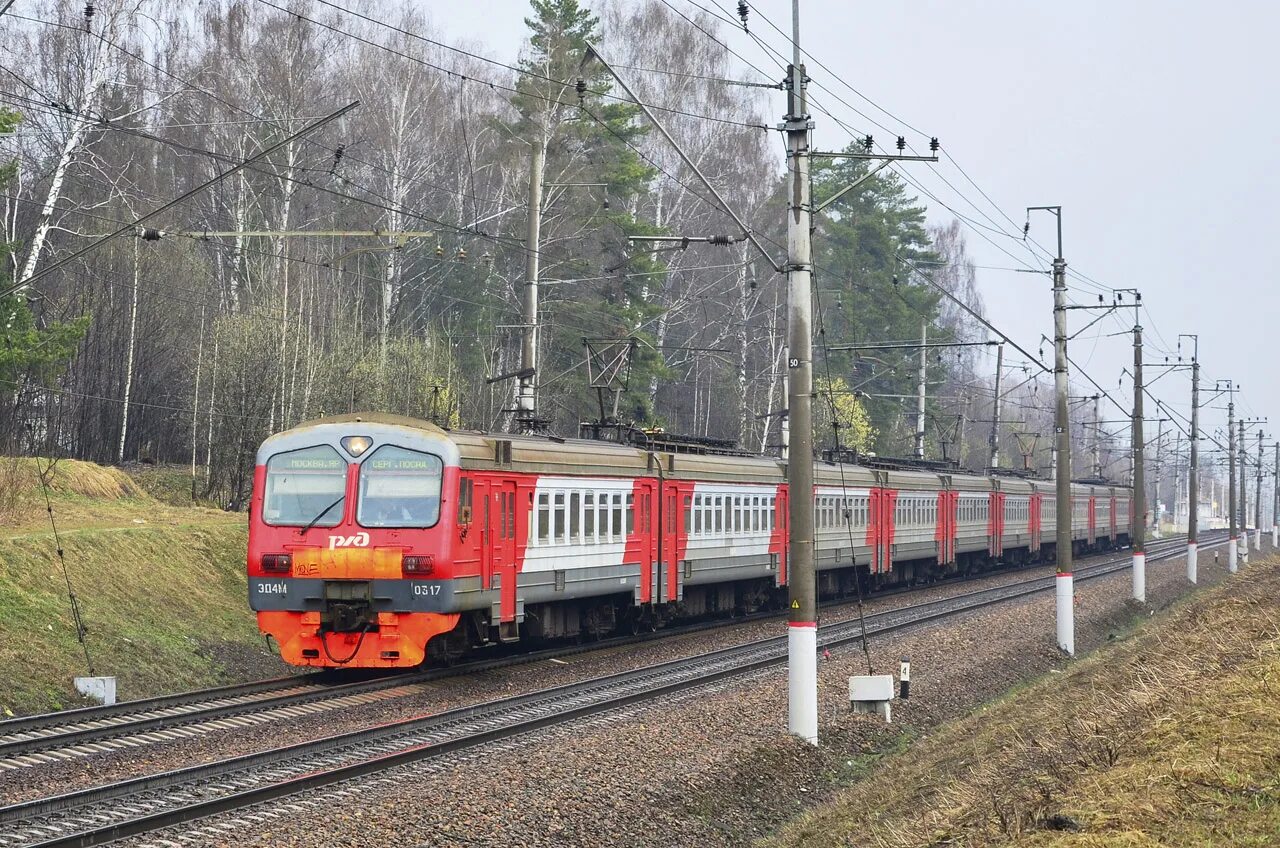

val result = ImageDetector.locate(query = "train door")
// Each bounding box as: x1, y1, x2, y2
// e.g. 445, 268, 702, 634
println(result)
1029, 492, 1042, 554
1110, 493, 1118, 541
479, 478, 519, 630
935, 475, 953, 567
634, 480, 657, 604
874, 474, 896, 576
474, 477, 494, 590
1087, 494, 1098, 546
774, 486, 788, 586
659, 480, 684, 603
988, 488, 1004, 558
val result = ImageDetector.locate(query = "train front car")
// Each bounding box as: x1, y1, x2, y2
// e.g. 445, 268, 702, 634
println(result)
248, 413, 461, 668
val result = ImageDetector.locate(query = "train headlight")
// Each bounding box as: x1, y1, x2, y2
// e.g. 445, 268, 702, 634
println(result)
341, 435, 372, 457
403, 555, 434, 575
261, 553, 292, 573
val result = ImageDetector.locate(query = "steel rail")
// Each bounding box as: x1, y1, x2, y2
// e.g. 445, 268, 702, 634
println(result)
1, 532, 1224, 848
3, 534, 1178, 763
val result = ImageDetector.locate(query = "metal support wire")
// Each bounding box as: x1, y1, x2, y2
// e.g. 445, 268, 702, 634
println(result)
36, 457, 94, 675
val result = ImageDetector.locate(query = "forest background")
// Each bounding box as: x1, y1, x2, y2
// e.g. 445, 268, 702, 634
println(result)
1, 0, 1084, 508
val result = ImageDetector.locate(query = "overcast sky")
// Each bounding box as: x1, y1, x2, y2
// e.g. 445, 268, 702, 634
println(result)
436, 0, 1279, 468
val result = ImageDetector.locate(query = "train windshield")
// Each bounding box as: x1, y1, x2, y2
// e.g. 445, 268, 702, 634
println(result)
357, 445, 443, 528
263, 445, 347, 527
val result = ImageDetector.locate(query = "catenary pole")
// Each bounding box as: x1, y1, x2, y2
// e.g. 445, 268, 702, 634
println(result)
1152, 418, 1164, 538
915, 321, 927, 459
1092, 394, 1102, 478
1172, 433, 1182, 531
989, 343, 1004, 469
1256, 430, 1264, 549
784, 0, 818, 745
1264, 440, 1274, 548
1186, 336, 1199, 581
1131, 314, 1145, 601
516, 137, 544, 433
1228, 400, 1237, 572
1030, 205, 1074, 655
1239, 419, 1248, 563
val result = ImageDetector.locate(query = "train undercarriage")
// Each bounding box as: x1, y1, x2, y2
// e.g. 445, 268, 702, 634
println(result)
423, 534, 1130, 664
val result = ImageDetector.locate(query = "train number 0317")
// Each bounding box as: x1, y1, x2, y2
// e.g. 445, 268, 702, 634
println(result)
413, 584, 442, 596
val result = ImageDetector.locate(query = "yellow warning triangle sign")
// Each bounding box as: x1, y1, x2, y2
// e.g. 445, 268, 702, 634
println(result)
791, 599, 800, 609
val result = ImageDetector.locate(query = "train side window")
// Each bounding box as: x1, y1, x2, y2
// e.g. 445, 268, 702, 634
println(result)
536, 492, 550, 544
733, 497, 741, 534
584, 492, 596, 541
752, 497, 761, 532
569, 492, 581, 543
458, 478, 473, 526
553, 492, 566, 544
627, 494, 635, 536
713, 496, 723, 534
599, 494, 610, 539
683, 496, 692, 535
612, 493, 624, 541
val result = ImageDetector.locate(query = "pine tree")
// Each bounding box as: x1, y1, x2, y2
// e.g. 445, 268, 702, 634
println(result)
507, 0, 665, 431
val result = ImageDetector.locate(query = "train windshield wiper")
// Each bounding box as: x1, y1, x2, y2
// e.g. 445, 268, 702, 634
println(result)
298, 495, 344, 536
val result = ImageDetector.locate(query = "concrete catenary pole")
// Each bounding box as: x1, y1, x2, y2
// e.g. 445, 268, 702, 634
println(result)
1186, 339, 1199, 581
1092, 394, 1102, 478
1152, 418, 1164, 538
989, 343, 1004, 469
1172, 432, 1182, 531
1272, 442, 1278, 547
1131, 317, 1145, 601
1239, 419, 1248, 563
1029, 205, 1075, 655
784, 0, 817, 745
915, 321, 927, 459
1255, 430, 1263, 550
1228, 401, 1237, 573
517, 137, 545, 432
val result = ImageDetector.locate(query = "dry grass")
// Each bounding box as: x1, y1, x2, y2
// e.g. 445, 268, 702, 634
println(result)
761, 558, 1280, 848
0, 456, 142, 523
0, 456, 273, 714
0, 456, 233, 536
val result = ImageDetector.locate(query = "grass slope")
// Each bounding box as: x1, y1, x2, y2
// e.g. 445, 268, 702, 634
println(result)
0, 458, 285, 716
762, 558, 1280, 848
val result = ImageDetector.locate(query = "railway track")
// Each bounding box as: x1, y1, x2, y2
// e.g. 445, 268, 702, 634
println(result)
0, 534, 1191, 772
0, 532, 1223, 848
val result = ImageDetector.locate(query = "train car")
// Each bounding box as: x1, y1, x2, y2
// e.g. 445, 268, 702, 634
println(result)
247, 413, 1133, 668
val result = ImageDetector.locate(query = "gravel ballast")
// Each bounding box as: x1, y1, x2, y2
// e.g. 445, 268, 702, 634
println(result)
120, 537, 1253, 848
1, 541, 1187, 806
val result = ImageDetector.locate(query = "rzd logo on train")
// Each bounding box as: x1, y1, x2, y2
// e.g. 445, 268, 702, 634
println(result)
328, 532, 370, 550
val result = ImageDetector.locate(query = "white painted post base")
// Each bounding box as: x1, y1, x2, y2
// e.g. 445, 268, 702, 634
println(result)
1187, 542, 1198, 584
1273, 527, 1278, 547
1229, 537, 1238, 573
74, 676, 116, 706
1056, 572, 1074, 656
1255, 529, 1262, 550
1132, 552, 1145, 602
788, 623, 818, 745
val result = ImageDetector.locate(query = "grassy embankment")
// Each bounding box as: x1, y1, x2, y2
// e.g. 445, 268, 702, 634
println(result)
0, 459, 287, 716
762, 557, 1280, 847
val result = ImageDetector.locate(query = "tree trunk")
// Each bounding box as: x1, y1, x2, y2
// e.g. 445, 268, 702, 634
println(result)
117, 241, 140, 464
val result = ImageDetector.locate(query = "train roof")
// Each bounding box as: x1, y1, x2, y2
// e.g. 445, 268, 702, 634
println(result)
270, 414, 1131, 491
